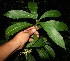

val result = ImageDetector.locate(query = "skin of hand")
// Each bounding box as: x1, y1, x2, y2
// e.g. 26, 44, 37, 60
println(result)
13, 26, 39, 49
0, 26, 39, 61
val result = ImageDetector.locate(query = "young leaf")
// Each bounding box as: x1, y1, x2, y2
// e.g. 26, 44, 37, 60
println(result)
28, 2, 38, 14
42, 20, 68, 31
40, 22, 66, 49
42, 37, 52, 45
40, 10, 61, 20
36, 48, 49, 59
28, 2, 38, 19
44, 45, 55, 58
4, 10, 36, 19
5, 22, 32, 40
31, 13, 38, 19
26, 53, 36, 61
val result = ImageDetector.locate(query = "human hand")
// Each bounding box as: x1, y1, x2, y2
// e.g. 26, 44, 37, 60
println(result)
12, 26, 39, 50
0, 26, 39, 61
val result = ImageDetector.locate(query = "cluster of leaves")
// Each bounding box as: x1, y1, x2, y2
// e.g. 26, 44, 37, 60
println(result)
3, 2, 68, 61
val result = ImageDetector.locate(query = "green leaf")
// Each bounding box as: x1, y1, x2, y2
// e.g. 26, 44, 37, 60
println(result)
26, 34, 38, 48
44, 45, 55, 58
37, 25, 42, 29
40, 22, 66, 49
28, 2, 38, 14
5, 22, 32, 40
41, 20, 68, 31
26, 53, 36, 61
42, 37, 51, 45
31, 37, 45, 47
31, 13, 38, 19
26, 36, 45, 48
40, 10, 61, 20
4, 10, 36, 19
28, 2, 38, 19
36, 48, 49, 59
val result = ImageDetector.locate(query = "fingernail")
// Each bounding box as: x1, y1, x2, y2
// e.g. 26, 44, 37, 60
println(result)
32, 29, 36, 33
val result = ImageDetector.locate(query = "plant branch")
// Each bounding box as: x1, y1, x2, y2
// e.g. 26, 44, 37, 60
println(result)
35, 19, 40, 26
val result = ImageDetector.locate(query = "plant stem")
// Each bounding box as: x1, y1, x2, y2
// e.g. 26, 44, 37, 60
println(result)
35, 19, 40, 26
34, 19, 42, 29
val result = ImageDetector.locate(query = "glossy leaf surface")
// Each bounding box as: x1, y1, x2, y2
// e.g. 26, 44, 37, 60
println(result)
40, 22, 66, 49
40, 10, 61, 20
44, 45, 55, 57
28, 2, 38, 14
26, 36, 45, 48
5, 22, 32, 40
36, 48, 49, 59
4, 10, 37, 19
31, 37, 45, 47
28, 2, 38, 19
41, 20, 68, 31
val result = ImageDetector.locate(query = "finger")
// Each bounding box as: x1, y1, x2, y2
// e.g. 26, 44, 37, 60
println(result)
23, 29, 28, 32
35, 26, 39, 30
23, 26, 39, 33
29, 38, 34, 42
23, 26, 39, 37
23, 26, 36, 33
26, 26, 35, 30
34, 31, 39, 38
26, 26, 39, 31
37, 34, 39, 37
34, 31, 39, 35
